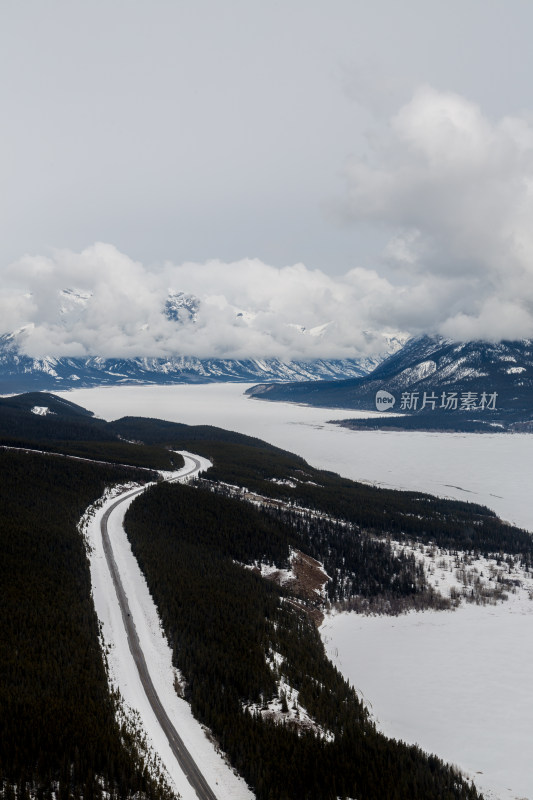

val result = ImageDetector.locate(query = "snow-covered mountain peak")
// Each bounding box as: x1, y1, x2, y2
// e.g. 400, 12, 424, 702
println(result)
165, 291, 200, 324
0, 286, 408, 390
286, 322, 333, 338
245, 334, 533, 426
309, 322, 332, 338
59, 288, 93, 303
59, 288, 93, 316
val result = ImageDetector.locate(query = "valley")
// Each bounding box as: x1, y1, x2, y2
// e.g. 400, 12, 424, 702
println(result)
57, 383, 533, 530
1, 384, 532, 799
56, 384, 533, 799
6, 5, 533, 799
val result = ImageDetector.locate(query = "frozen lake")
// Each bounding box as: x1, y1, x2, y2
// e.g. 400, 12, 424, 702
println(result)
321, 598, 533, 800
57, 383, 533, 799
58, 382, 533, 531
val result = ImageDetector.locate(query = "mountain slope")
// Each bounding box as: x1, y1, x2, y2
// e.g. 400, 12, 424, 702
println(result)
0, 336, 384, 392
246, 336, 533, 429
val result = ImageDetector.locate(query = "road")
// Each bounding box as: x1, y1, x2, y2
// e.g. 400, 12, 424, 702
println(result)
100, 454, 219, 800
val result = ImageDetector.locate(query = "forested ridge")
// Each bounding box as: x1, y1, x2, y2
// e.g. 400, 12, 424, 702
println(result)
0, 450, 174, 800
3, 396, 531, 562
125, 482, 481, 800
110, 414, 533, 559
0, 393, 181, 471
193, 442, 533, 560
3, 394, 531, 799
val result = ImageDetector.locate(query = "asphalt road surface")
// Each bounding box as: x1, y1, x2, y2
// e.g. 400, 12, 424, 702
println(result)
100, 455, 219, 800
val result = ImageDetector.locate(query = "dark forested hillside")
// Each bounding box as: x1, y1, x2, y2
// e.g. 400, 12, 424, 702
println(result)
2, 394, 529, 799
0, 450, 174, 800
108, 412, 533, 563
0, 393, 181, 471
125, 481, 481, 800
202, 446, 532, 558
118, 425, 531, 560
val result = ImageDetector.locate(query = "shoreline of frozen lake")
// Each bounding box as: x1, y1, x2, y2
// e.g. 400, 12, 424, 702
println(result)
56, 383, 533, 799
321, 595, 533, 800
56, 383, 533, 531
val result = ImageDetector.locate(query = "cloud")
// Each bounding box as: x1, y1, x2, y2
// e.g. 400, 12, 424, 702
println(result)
337, 84, 533, 340
3, 86, 533, 358
1, 243, 403, 360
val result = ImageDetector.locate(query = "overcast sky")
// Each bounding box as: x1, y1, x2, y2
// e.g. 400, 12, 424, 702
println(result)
3, 1, 533, 356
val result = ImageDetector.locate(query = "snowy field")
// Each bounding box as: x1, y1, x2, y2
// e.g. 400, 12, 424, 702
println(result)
59, 383, 533, 800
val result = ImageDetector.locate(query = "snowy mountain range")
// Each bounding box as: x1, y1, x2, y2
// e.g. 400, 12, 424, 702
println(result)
247, 335, 533, 429
0, 289, 407, 392
0, 343, 380, 392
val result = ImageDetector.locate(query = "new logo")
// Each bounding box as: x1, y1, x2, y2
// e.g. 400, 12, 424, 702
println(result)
375, 390, 396, 410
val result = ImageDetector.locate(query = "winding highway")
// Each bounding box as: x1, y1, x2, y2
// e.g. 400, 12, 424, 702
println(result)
100, 454, 219, 800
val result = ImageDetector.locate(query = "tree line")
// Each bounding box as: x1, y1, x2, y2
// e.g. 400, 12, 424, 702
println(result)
125, 481, 482, 800
0, 450, 176, 800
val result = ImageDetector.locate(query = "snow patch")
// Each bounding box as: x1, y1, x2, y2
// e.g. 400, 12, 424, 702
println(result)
269, 478, 297, 488
243, 651, 334, 742
31, 405, 51, 416
394, 540, 533, 607
397, 359, 437, 384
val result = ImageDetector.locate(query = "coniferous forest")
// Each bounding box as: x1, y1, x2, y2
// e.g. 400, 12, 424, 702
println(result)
2, 393, 532, 799
0, 450, 174, 800
125, 482, 481, 800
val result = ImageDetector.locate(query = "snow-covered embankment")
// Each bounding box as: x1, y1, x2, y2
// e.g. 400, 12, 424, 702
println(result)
82, 451, 253, 800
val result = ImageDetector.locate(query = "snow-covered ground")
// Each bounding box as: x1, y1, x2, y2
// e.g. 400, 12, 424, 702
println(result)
394, 540, 533, 607
61, 383, 533, 800
321, 597, 533, 800
83, 452, 253, 800
321, 539, 533, 799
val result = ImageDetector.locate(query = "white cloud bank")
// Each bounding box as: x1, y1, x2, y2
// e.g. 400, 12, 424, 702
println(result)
3, 86, 533, 359
339, 84, 533, 341
1, 244, 402, 360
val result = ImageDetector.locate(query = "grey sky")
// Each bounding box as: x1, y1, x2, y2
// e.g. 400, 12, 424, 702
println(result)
2, 0, 532, 273
3, 1, 533, 357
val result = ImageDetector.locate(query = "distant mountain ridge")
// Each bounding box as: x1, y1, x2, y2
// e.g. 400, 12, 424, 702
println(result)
247, 336, 533, 430
0, 287, 407, 392
0, 336, 385, 393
